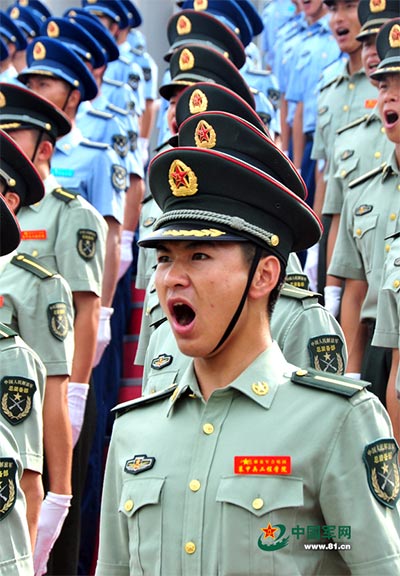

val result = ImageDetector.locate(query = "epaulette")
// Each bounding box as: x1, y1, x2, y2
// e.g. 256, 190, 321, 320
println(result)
0, 322, 17, 339
119, 55, 131, 65
87, 108, 114, 120
320, 75, 340, 92
348, 162, 386, 189
280, 283, 317, 300
107, 103, 129, 116
80, 138, 109, 150
285, 273, 309, 291
130, 47, 144, 56
11, 253, 57, 279
247, 68, 271, 76
336, 114, 369, 135
103, 77, 124, 88
153, 138, 172, 153
141, 193, 154, 205
52, 187, 78, 203
291, 368, 370, 397
112, 384, 177, 417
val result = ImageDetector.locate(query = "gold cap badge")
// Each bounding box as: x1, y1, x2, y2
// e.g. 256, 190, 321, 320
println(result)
370, 0, 386, 12
177, 15, 191, 35
169, 159, 198, 197
194, 0, 208, 11
189, 89, 208, 113
9, 7, 20, 18
194, 119, 216, 149
33, 41, 46, 60
46, 21, 60, 38
389, 24, 400, 48
0, 92, 6, 108
179, 48, 195, 71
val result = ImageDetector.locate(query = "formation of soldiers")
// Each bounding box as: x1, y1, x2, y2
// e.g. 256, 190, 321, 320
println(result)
0, 0, 399, 574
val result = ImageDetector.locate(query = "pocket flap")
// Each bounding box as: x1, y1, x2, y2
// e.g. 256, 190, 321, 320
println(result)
119, 477, 165, 518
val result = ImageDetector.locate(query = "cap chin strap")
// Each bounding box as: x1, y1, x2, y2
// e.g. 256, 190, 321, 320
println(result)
211, 246, 262, 354
31, 128, 44, 165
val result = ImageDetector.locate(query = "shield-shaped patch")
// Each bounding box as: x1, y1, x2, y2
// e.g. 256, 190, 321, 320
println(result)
0, 458, 18, 521
363, 439, 400, 509
0, 377, 36, 426
77, 229, 97, 261
112, 164, 128, 191
308, 335, 345, 374
128, 130, 138, 152
112, 134, 129, 158
47, 302, 69, 341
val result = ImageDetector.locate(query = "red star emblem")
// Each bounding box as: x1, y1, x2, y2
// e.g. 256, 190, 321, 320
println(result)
171, 164, 189, 187
196, 123, 211, 143
262, 523, 278, 540
192, 93, 203, 107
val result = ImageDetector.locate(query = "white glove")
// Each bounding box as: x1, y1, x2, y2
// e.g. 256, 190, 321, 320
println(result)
324, 285, 343, 318
345, 373, 361, 380
138, 136, 149, 167
118, 230, 135, 280
304, 242, 319, 293
93, 307, 114, 368
68, 382, 89, 447
34, 492, 72, 576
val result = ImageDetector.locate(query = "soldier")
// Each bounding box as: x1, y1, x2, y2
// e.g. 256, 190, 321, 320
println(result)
0, 130, 74, 575
0, 9, 27, 82
96, 105, 400, 576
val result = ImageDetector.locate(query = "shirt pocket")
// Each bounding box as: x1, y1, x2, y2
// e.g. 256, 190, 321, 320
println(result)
216, 475, 304, 575
334, 155, 359, 183
119, 476, 165, 576
352, 213, 378, 274
0, 306, 13, 326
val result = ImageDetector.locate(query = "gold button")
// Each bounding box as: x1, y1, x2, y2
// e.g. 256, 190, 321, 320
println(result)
296, 369, 308, 376
203, 423, 214, 435
393, 280, 400, 289
63, 143, 71, 151
374, 151, 381, 159
252, 498, 264, 510
398, 185, 400, 191
124, 499, 134, 512
340, 170, 347, 178
385, 244, 391, 253
185, 541, 196, 554
348, 83, 355, 90
356, 228, 362, 236
343, 104, 349, 112
390, 213, 396, 221
270, 235, 279, 247
381, 126, 386, 133
251, 382, 269, 396
32, 249, 39, 257
189, 479, 201, 492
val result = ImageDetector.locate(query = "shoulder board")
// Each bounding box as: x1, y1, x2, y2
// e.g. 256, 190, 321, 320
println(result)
336, 114, 369, 135
52, 187, 78, 203
113, 384, 177, 417
80, 138, 109, 150
247, 68, 271, 76
87, 108, 114, 120
103, 77, 124, 88
130, 47, 143, 56
348, 163, 387, 189
107, 103, 129, 116
250, 86, 259, 94
0, 322, 17, 339
11, 253, 57, 279
119, 56, 130, 65
291, 368, 370, 397
320, 75, 340, 92
142, 193, 154, 205
280, 283, 316, 300
153, 138, 172, 153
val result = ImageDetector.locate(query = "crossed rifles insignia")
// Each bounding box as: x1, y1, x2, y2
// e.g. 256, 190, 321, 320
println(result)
0, 458, 18, 521
363, 439, 400, 509
1, 377, 36, 425
77, 229, 97, 261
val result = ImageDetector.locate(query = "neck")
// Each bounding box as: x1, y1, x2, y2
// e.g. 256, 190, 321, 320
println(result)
307, 5, 327, 25
347, 46, 363, 76
194, 311, 272, 401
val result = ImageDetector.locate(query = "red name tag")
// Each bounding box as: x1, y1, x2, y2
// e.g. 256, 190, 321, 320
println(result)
234, 456, 291, 475
0, 296, 3, 307
21, 230, 47, 240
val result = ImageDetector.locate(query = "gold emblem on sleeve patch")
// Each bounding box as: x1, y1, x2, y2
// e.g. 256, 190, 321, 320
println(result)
0, 458, 17, 521
308, 335, 345, 374
47, 302, 69, 341
0, 377, 36, 426
77, 229, 97, 261
363, 439, 400, 509
151, 354, 173, 370
125, 454, 156, 475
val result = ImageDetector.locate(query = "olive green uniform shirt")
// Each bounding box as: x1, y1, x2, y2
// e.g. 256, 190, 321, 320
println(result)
329, 153, 400, 321
0, 323, 46, 474
142, 283, 348, 394
372, 235, 400, 394
17, 174, 107, 297
0, 253, 74, 376
96, 343, 400, 575
0, 422, 34, 575
311, 65, 377, 164
323, 109, 394, 215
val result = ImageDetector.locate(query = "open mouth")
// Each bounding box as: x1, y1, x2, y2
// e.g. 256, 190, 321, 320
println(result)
385, 111, 399, 126
336, 27, 349, 37
172, 302, 196, 326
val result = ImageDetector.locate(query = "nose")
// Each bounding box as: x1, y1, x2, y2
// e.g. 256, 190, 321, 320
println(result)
159, 258, 190, 289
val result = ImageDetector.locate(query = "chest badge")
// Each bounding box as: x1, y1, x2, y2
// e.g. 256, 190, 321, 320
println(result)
125, 454, 156, 475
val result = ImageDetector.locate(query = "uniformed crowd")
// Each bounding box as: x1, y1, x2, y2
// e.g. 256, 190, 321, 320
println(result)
0, 0, 399, 575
